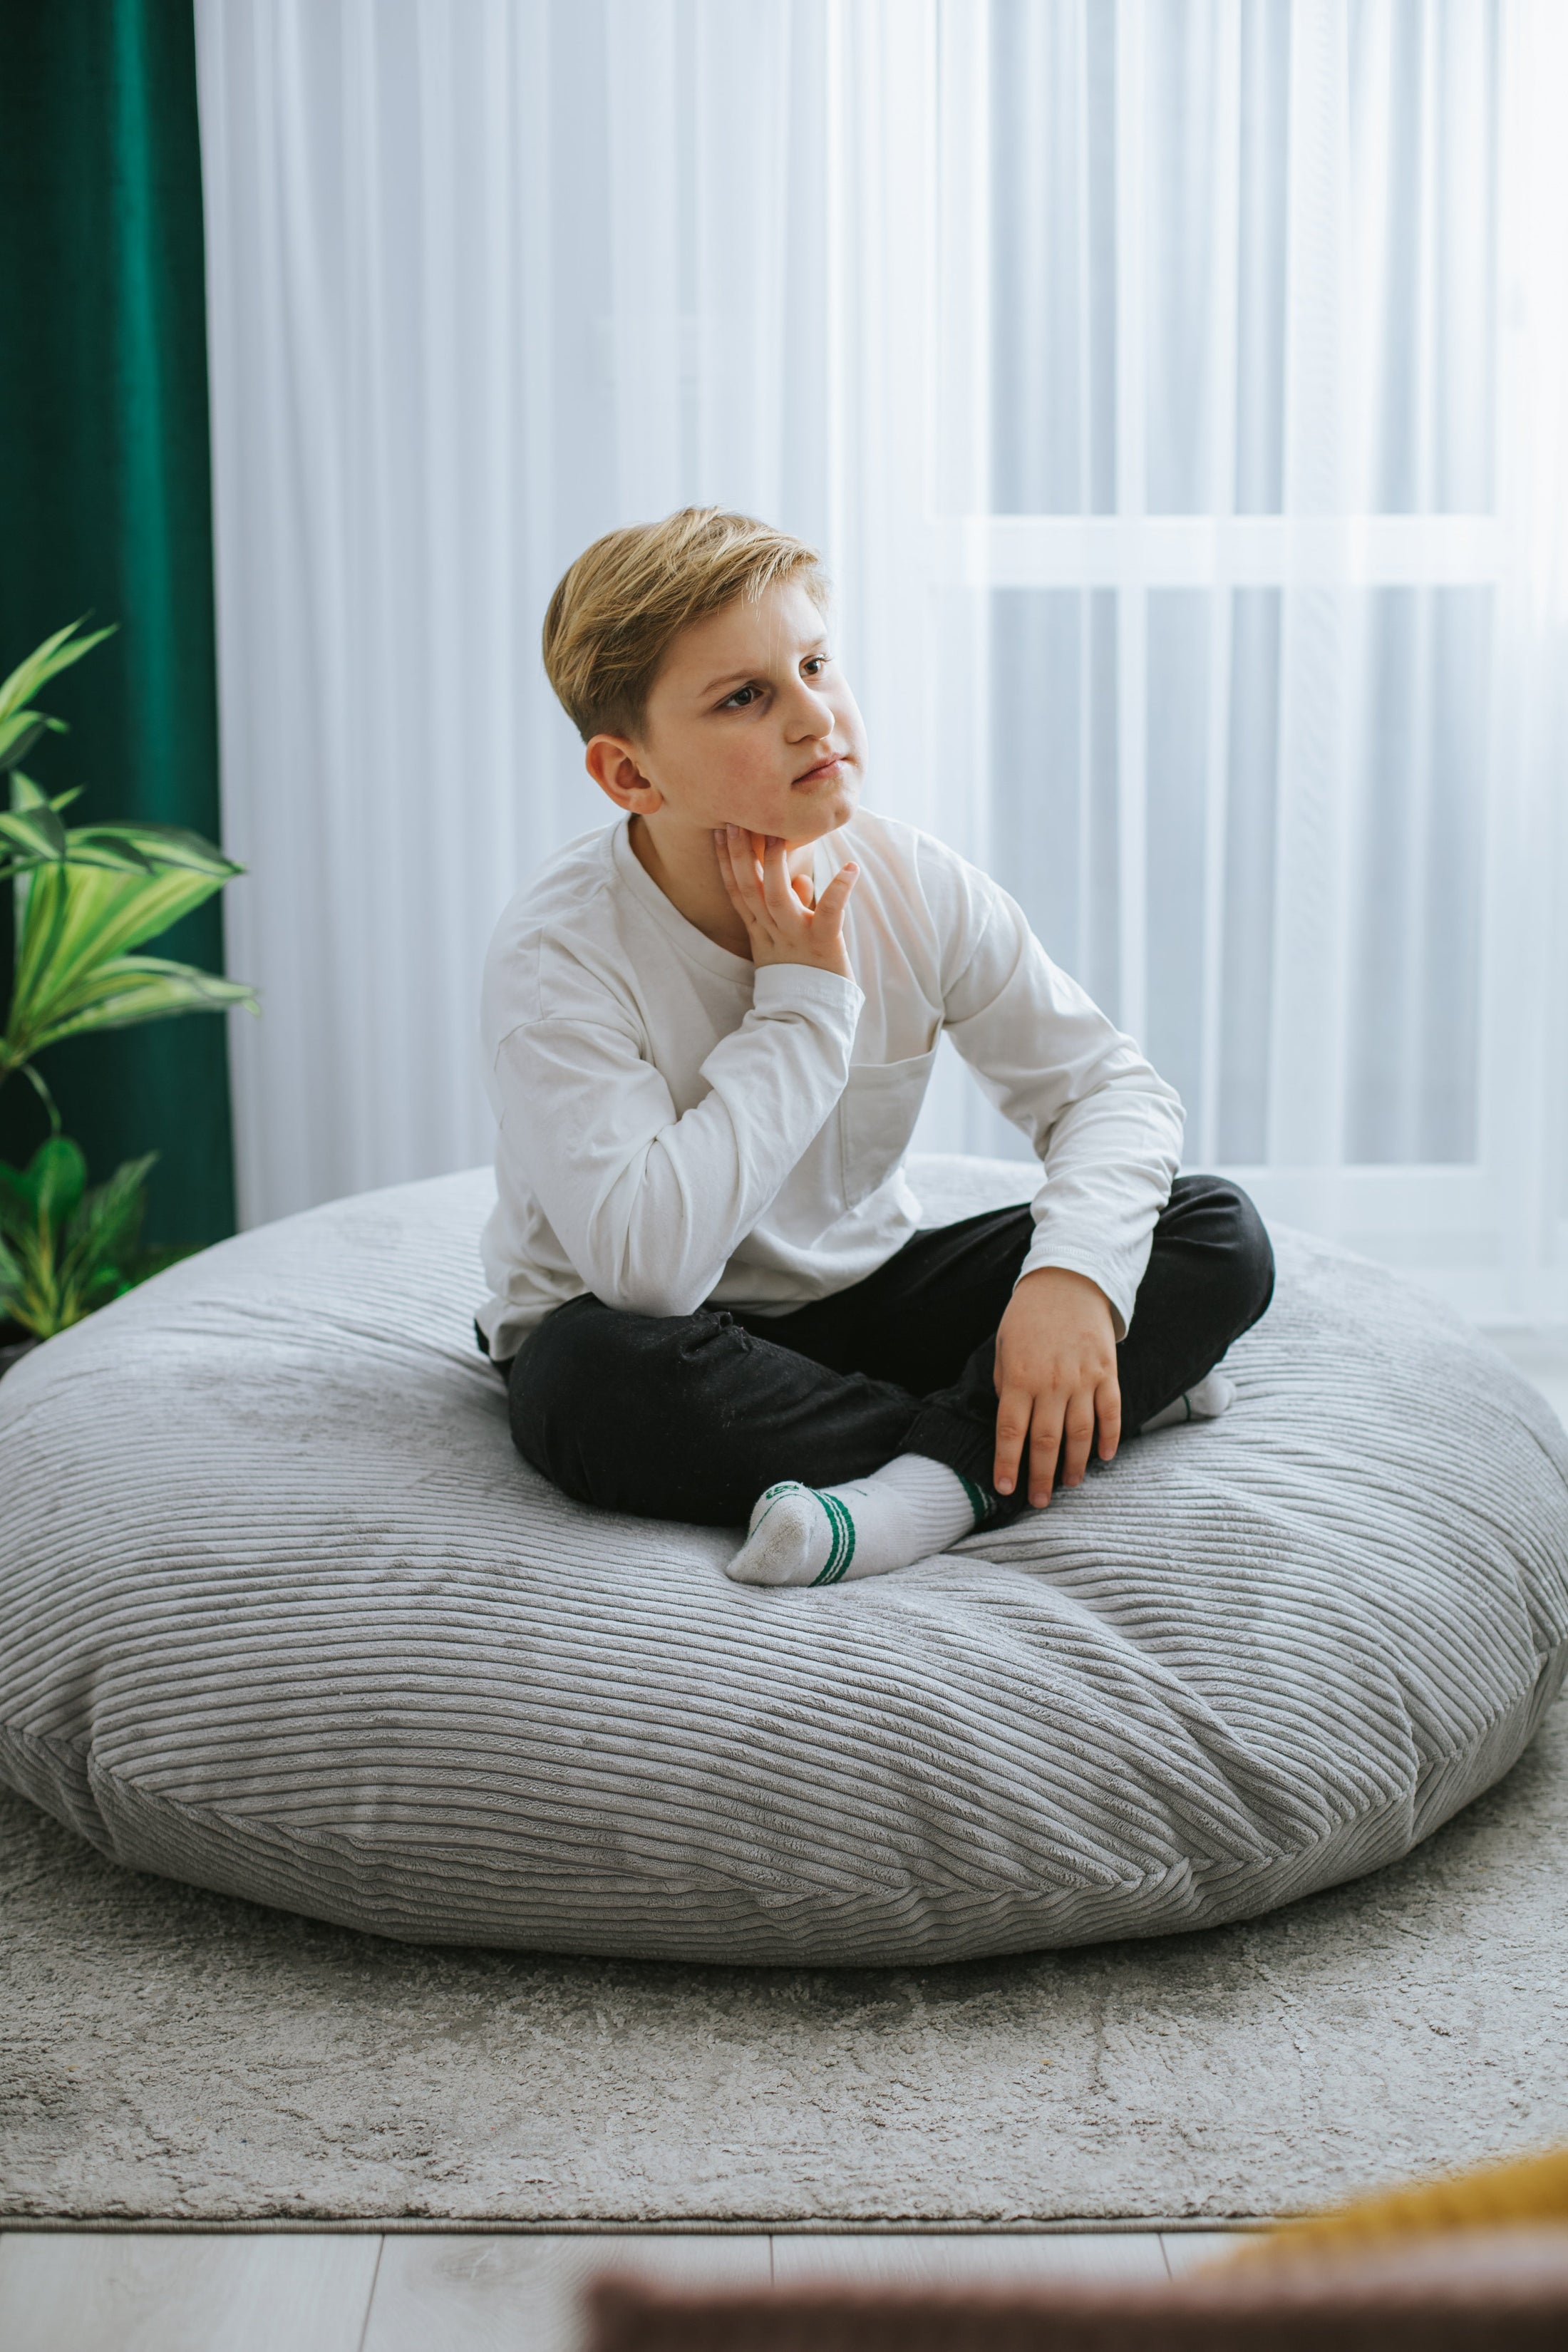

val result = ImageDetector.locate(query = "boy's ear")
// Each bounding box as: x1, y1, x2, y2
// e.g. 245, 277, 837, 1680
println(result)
584, 733, 661, 814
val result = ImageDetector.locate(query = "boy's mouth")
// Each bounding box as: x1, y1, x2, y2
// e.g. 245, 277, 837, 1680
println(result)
793, 753, 852, 785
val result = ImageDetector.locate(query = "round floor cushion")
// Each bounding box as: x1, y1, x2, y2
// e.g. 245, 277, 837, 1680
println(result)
2, 1153, 1566, 1966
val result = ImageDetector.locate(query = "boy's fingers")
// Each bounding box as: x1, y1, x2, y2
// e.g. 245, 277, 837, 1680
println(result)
1028, 1403, 1066, 1507
716, 832, 758, 922
720, 831, 858, 937
760, 837, 796, 914
765, 838, 812, 927
723, 827, 767, 910
1095, 1377, 1122, 1462
992, 1389, 1033, 1496
816, 861, 859, 927
1060, 1394, 1095, 1488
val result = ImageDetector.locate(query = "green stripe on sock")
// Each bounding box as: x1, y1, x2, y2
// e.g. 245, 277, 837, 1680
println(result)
958, 1472, 991, 1530
827, 1493, 855, 1582
809, 1498, 840, 1586
811, 1492, 856, 1585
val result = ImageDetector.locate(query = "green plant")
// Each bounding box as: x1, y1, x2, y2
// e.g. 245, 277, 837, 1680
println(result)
0, 619, 259, 1340
1, 621, 259, 1128
0, 1134, 177, 1338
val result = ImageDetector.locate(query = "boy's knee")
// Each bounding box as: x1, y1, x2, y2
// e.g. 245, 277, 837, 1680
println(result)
1165, 1172, 1274, 1335
505, 1295, 740, 1492
1209, 1179, 1275, 1332
510, 1295, 643, 1423
506, 1298, 639, 1497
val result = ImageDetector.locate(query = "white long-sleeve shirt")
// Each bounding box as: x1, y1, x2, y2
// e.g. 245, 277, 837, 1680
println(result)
476, 806, 1185, 1363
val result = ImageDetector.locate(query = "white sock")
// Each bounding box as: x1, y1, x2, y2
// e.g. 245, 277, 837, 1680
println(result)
1140, 1368, 1235, 1433
726, 1453, 989, 1589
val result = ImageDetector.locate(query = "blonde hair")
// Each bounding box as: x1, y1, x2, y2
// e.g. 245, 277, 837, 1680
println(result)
542, 505, 830, 743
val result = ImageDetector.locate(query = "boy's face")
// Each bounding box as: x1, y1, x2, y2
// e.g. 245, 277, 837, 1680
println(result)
588, 579, 865, 848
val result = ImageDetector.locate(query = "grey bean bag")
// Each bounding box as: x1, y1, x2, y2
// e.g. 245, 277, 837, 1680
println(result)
1, 1153, 1565, 1966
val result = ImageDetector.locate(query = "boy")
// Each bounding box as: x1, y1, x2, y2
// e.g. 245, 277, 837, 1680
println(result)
476, 507, 1273, 1587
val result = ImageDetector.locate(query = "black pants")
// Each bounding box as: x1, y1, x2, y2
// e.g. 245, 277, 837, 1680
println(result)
495, 1173, 1274, 1532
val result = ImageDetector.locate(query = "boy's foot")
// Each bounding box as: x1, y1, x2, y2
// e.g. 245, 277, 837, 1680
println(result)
1140, 1368, 1235, 1432
725, 1453, 989, 1589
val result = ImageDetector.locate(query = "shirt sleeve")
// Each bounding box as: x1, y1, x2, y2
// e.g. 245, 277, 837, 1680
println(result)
490, 961, 865, 1319
937, 862, 1185, 1341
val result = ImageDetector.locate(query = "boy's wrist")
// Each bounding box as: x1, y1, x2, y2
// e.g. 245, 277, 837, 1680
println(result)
752, 960, 864, 1009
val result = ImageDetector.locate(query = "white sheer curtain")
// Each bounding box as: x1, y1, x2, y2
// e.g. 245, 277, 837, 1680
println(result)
195, 0, 1568, 1319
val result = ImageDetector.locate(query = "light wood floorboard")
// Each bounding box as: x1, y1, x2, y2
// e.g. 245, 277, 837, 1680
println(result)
771, 2231, 1170, 2289
0, 2230, 382, 2352
1160, 2230, 1251, 2276
0, 2229, 1265, 2350
360, 2232, 771, 2352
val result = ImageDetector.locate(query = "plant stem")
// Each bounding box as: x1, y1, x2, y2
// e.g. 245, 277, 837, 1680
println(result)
1, 1057, 63, 1135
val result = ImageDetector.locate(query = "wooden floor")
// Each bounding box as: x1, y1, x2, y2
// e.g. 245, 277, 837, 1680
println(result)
0, 2229, 1247, 2352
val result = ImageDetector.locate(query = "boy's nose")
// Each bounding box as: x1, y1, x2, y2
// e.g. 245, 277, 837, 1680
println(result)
787, 681, 835, 736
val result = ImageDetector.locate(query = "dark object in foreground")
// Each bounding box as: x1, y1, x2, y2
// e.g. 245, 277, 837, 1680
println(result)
584, 2230, 1568, 2352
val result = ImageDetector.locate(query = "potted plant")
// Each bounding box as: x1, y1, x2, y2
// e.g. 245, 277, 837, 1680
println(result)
0, 620, 258, 1377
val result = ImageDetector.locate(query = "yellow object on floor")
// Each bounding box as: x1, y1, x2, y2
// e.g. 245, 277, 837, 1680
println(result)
1239, 2145, 1568, 2261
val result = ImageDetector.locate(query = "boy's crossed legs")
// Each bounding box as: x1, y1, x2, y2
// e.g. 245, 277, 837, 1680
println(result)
505, 1172, 1274, 1587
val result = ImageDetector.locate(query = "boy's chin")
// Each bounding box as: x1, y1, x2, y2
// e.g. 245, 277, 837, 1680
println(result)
729, 780, 858, 844
795, 778, 860, 832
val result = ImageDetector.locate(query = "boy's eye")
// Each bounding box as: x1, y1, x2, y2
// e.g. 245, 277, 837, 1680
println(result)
717, 656, 830, 710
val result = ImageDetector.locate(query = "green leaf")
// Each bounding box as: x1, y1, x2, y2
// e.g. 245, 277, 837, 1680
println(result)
67, 1149, 154, 1242
68, 821, 240, 877
0, 1160, 37, 1239
0, 620, 115, 728
4, 954, 259, 1058
0, 619, 257, 1113
0, 1143, 60, 1232
0, 714, 52, 771
48, 837, 160, 875
14, 778, 242, 882
59, 1152, 155, 1303
0, 1227, 43, 1331
0, 804, 67, 862
0, 1144, 158, 1337
2, 838, 159, 880
31, 1135, 88, 1228
7, 860, 237, 1047
0, 1191, 55, 1334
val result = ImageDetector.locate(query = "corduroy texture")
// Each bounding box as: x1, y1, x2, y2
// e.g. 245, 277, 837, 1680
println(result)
0, 1153, 1565, 1965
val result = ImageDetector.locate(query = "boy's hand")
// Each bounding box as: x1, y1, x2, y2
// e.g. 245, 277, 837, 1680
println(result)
992, 1267, 1121, 1506
715, 826, 859, 981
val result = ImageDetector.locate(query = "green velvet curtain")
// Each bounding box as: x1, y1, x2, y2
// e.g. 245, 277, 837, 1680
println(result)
0, 0, 236, 1247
